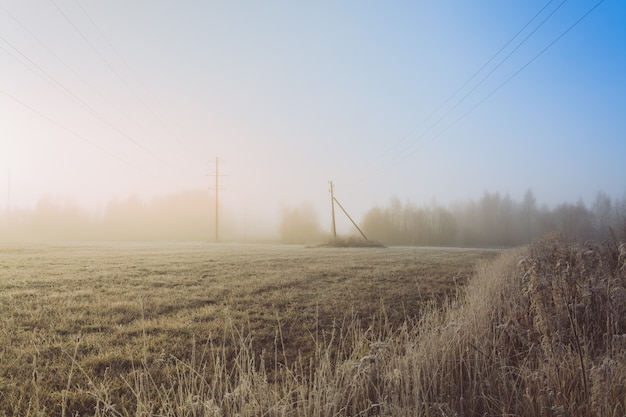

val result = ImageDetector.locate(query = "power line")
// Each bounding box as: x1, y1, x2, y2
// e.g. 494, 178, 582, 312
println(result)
402, 0, 606, 161
0, 86, 163, 180
52, 0, 201, 168
370, 0, 559, 168
72, 0, 201, 162
344, 0, 569, 187
49, 0, 147, 111
0, 33, 104, 121
0, 2, 185, 172
0, 2, 147, 137
1, 2, 203, 183
395, 0, 568, 157
0, 32, 169, 167
0, 36, 165, 163
208, 158, 227, 242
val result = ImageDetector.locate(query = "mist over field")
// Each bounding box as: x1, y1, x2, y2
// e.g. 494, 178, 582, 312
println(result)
1, 2, 624, 234
2, 188, 624, 246
1, 190, 272, 242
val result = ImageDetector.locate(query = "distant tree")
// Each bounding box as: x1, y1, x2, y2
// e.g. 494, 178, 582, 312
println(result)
361, 205, 394, 244
341, 189, 625, 247
592, 191, 613, 240
522, 188, 537, 243
103, 195, 147, 240
617, 192, 626, 220
433, 206, 457, 245
553, 200, 594, 241
389, 197, 404, 241
361, 199, 457, 246
451, 199, 479, 246
497, 194, 515, 246
23, 195, 96, 240
279, 202, 322, 244
478, 192, 502, 245
411, 205, 432, 245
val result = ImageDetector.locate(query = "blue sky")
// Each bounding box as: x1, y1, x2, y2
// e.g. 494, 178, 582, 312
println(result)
1, 1, 625, 232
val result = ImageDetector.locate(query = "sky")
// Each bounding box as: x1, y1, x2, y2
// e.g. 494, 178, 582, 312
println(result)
1, 0, 625, 234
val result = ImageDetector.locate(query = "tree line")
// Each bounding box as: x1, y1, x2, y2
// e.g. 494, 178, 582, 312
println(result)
2, 188, 625, 245
1, 190, 215, 241
359, 189, 626, 247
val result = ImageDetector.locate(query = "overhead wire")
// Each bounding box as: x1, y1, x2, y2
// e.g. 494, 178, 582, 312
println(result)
72, 0, 202, 161
369, 0, 559, 167
343, 0, 577, 187
0, 2, 150, 139
49, 0, 206, 183
386, 0, 568, 162
0, 86, 164, 181
0, 32, 171, 167
0, 0, 208, 185
48, 0, 152, 117
52, 0, 203, 173
2, 1, 207, 193
400, 0, 607, 161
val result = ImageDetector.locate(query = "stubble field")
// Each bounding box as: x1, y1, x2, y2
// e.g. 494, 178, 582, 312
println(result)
0, 243, 498, 415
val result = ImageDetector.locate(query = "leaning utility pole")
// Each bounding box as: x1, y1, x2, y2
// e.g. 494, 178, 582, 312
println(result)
328, 181, 368, 241
333, 196, 368, 241
329, 181, 337, 238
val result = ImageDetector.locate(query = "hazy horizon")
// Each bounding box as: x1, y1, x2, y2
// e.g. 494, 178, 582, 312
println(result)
2, 186, 624, 245
2, 1, 625, 232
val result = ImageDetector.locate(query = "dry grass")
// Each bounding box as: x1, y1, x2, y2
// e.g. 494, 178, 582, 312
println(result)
375, 232, 626, 416
317, 237, 386, 248
3, 234, 624, 416
0, 243, 495, 416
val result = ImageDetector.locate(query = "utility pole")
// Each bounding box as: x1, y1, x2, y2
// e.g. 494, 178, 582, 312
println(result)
215, 158, 219, 242
6, 170, 10, 221
329, 181, 337, 238
333, 196, 368, 241
328, 181, 369, 241
209, 158, 226, 242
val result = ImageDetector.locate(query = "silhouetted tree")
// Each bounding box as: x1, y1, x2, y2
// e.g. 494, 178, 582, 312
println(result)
592, 191, 613, 240
522, 188, 537, 243
361, 206, 392, 243
553, 200, 594, 241
359, 190, 623, 247
279, 202, 322, 244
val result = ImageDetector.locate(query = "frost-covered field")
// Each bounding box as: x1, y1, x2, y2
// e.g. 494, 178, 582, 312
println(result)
0, 243, 497, 415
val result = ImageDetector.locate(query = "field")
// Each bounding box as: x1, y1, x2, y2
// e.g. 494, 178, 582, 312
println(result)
0, 243, 498, 416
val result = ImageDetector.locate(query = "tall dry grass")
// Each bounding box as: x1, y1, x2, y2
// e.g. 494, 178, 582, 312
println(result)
137, 233, 623, 417
372, 231, 626, 416
5, 234, 626, 416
